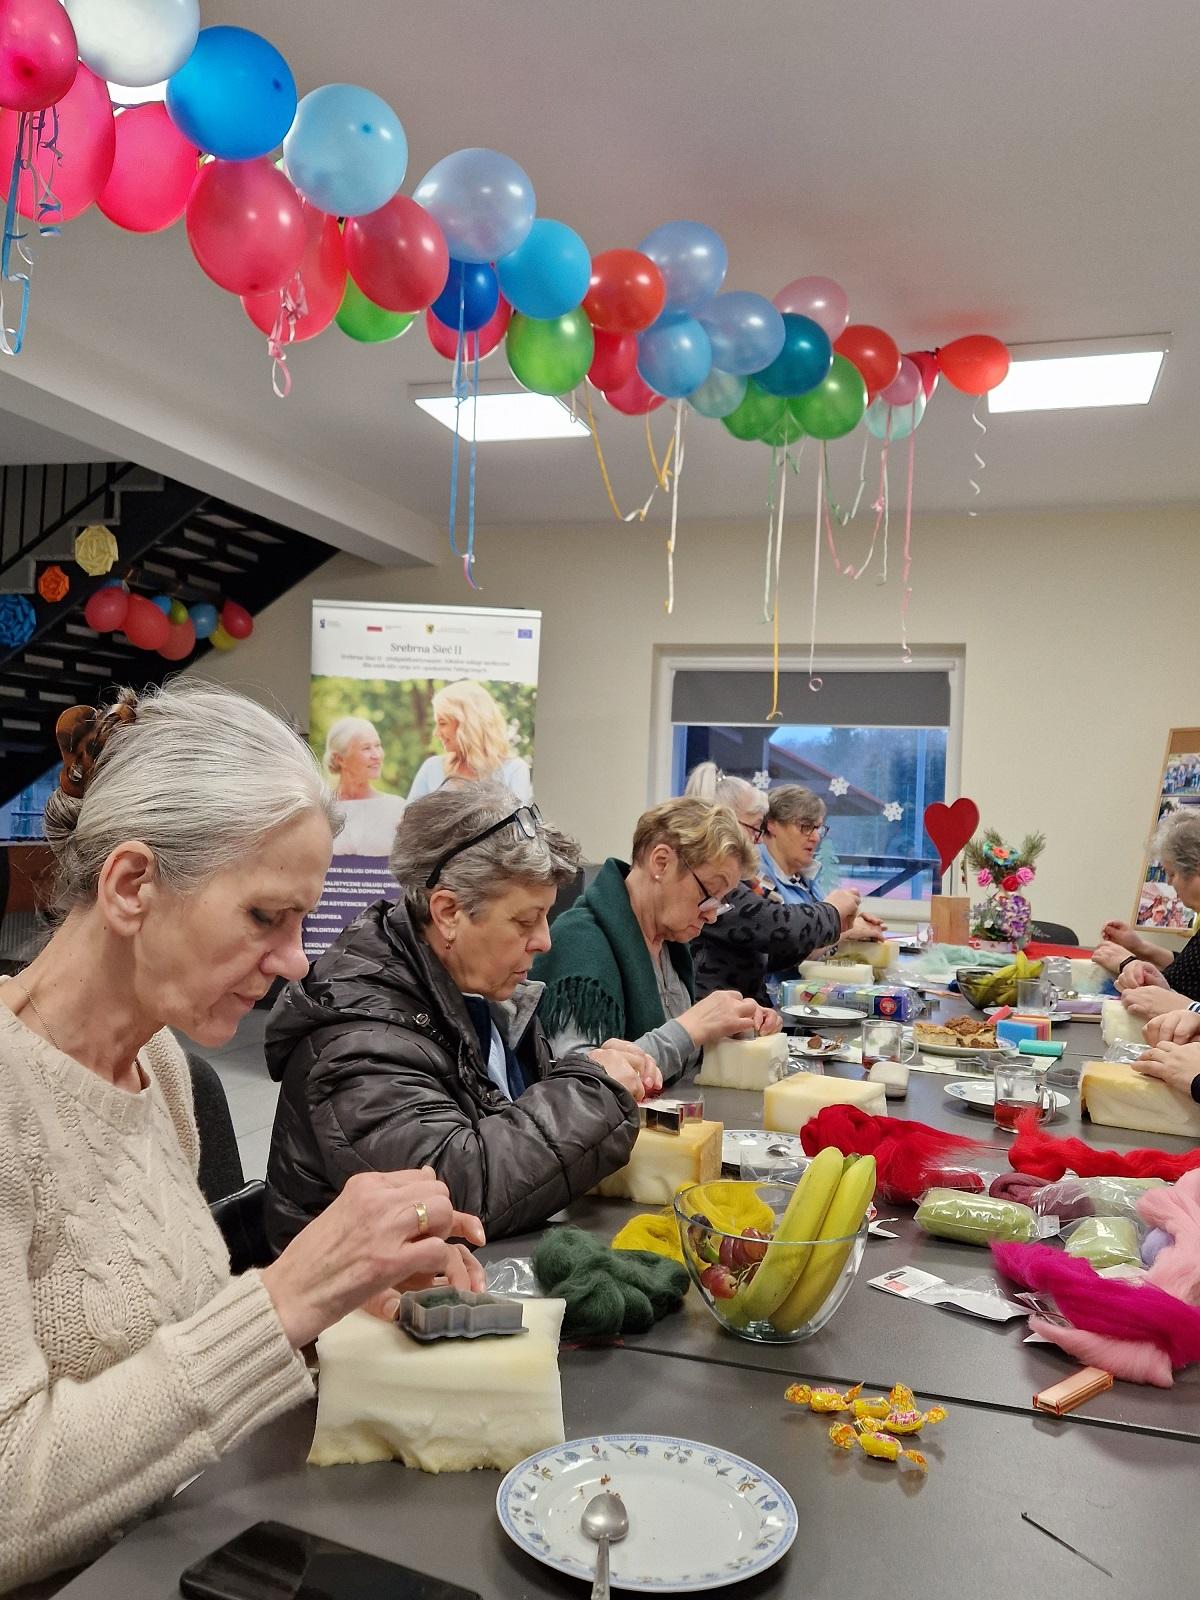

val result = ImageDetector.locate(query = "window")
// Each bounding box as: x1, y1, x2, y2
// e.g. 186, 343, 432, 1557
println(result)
0, 764, 56, 843
657, 652, 961, 905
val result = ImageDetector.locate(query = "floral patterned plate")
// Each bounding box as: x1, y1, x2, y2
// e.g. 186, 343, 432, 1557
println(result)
496, 1434, 797, 1592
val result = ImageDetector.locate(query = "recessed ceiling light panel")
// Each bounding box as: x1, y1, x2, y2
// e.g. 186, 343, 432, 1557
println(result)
412, 388, 591, 442
988, 339, 1167, 413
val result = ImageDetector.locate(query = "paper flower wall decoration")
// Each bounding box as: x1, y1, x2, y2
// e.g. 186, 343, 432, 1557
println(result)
883, 801, 903, 822
74, 525, 119, 577
829, 776, 850, 797
0, 594, 36, 649
37, 565, 69, 603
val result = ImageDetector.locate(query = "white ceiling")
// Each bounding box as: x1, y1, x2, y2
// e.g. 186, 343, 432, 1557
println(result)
2, 0, 1198, 559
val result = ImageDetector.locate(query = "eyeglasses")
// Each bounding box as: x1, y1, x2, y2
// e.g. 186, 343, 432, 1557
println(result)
425, 803, 543, 889
738, 816, 766, 843
797, 822, 827, 840
689, 866, 732, 918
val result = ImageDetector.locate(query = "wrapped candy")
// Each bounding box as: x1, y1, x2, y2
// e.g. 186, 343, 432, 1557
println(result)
829, 1421, 928, 1473
788, 1379, 947, 1434
875, 1383, 947, 1435
785, 1381, 864, 1414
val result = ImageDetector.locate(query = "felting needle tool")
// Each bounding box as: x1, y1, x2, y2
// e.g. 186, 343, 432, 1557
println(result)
1020, 1512, 1112, 1578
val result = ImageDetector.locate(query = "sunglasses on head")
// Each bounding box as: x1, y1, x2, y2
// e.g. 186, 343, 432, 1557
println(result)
425, 803, 543, 889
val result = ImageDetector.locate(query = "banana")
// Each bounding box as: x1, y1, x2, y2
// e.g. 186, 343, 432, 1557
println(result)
735, 1147, 844, 1322
770, 1155, 877, 1334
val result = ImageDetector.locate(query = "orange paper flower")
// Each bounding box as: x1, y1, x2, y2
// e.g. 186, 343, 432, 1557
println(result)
37, 565, 69, 603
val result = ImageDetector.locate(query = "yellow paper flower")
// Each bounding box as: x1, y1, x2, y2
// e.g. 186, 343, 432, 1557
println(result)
74, 525, 118, 577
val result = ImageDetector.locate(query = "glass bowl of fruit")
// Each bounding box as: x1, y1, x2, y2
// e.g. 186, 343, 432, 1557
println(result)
673, 1152, 876, 1342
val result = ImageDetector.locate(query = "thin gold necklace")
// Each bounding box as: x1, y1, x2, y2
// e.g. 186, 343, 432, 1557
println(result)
16, 984, 63, 1053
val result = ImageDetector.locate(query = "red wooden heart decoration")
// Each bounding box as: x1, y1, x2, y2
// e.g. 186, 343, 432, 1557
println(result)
924, 798, 981, 877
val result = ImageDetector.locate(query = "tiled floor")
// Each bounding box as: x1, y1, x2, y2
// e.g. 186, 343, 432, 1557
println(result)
178, 1010, 278, 1180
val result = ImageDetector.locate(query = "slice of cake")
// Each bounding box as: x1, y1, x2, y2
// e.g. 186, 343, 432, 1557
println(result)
309, 1297, 566, 1472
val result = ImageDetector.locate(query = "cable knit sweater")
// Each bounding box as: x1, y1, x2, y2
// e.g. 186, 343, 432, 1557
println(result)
0, 1005, 314, 1593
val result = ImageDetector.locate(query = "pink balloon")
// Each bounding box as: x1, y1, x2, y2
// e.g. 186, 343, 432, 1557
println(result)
121, 594, 170, 651
97, 104, 198, 233
219, 599, 254, 639
881, 355, 921, 407
343, 195, 449, 313
604, 370, 666, 416
425, 295, 510, 361
242, 202, 345, 340
0, 63, 114, 222
158, 618, 196, 661
772, 275, 849, 341
186, 158, 305, 296
906, 350, 940, 401
0, 0, 77, 113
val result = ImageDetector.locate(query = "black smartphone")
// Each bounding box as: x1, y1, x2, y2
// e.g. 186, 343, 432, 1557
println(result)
179, 1520, 482, 1600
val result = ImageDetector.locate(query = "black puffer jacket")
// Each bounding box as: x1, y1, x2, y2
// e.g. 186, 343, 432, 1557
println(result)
263, 900, 639, 1250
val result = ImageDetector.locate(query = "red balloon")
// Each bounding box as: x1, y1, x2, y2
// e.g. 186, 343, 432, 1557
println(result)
186, 158, 305, 297
584, 249, 666, 334
121, 594, 170, 651
97, 104, 198, 233
834, 324, 902, 400
158, 618, 196, 661
0, 0, 78, 113
344, 195, 449, 314
604, 370, 666, 416
937, 334, 1011, 395
83, 585, 128, 633
588, 329, 637, 392
219, 600, 254, 640
425, 295, 510, 362
906, 349, 940, 402
242, 202, 345, 340
0, 63, 114, 222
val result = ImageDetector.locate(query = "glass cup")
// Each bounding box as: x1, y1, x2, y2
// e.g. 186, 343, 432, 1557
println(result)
1016, 976, 1052, 1015
993, 1062, 1050, 1129
861, 1018, 906, 1069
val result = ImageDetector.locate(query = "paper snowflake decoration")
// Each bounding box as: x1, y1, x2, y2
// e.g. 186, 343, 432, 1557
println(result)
752, 770, 771, 791
829, 776, 850, 797
883, 801, 903, 823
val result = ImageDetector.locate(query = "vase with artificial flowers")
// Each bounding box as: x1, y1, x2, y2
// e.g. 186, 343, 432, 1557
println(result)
964, 829, 1046, 950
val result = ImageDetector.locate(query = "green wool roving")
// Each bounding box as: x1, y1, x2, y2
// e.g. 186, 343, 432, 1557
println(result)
532, 1227, 690, 1339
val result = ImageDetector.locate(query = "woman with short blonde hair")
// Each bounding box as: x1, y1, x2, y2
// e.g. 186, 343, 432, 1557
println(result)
533, 797, 780, 1084
407, 680, 533, 802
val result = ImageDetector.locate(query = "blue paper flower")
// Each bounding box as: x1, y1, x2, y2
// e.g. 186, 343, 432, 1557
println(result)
0, 594, 35, 649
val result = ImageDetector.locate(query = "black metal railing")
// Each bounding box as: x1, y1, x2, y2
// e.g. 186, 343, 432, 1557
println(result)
0, 461, 133, 578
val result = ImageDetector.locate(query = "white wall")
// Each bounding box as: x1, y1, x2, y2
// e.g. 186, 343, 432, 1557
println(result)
198, 504, 1200, 942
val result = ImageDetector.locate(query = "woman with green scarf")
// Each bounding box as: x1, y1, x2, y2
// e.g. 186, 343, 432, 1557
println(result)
533, 798, 780, 1084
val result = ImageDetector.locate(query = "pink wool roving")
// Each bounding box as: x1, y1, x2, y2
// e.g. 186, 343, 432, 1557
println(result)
1139, 1170, 1200, 1305
1026, 1318, 1174, 1388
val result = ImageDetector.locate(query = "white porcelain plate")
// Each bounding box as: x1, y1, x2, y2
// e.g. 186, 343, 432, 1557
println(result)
915, 1036, 1005, 1058
943, 1079, 1070, 1116
782, 1003, 863, 1025
496, 1434, 798, 1593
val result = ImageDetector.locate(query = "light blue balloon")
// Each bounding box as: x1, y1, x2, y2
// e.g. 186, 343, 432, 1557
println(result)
283, 84, 407, 218
688, 368, 748, 418
637, 312, 712, 399
698, 292, 785, 376
637, 221, 727, 315
189, 602, 218, 640
165, 26, 296, 161
496, 218, 590, 320
413, 148, 535, 265
865, 388, 927, 441
150, 595, 172, 615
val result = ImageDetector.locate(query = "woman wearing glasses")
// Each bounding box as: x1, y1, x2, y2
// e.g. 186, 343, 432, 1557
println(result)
533, 798, 779, 1087
264, 784, 649, 1248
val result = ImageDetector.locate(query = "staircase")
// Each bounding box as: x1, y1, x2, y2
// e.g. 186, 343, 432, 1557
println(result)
0, 461, 334, 804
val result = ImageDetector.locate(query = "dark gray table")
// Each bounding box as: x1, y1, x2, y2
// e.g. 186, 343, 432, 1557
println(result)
58, 1344, 1197, 1600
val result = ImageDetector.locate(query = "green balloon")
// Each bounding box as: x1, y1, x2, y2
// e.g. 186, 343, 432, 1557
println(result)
788, 354, 868, 440
167, 599, 189, 625
762, 411, 806, 448
336, 278, 415, 344
721, 378, 785, 441
506, 308, 594, 396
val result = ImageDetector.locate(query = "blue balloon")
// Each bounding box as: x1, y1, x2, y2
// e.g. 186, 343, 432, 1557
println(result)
166, 26, 296, 161
496, 218, 590, 320
189, 602, 218, 640
688, 368, 748, 418
282, 84, 407, 218
637, 312, 713, 399
637, 221, 727, 315
698, 291, 786, 377
866, 388, 926, 441
430, 259, 500, 333
150, 595, 172, 615
754, 313, 833, 397
100, 578, 125, 589
413, 148, 535, 265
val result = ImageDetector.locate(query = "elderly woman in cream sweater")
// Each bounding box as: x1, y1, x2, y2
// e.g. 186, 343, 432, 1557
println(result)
0, 684, 485, 1593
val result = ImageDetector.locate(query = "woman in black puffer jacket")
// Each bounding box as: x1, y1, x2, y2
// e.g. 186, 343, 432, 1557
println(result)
264, 784, 652, 1251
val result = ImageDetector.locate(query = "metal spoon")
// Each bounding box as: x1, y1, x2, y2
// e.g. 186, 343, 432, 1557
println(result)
581, 1490, 628, 1600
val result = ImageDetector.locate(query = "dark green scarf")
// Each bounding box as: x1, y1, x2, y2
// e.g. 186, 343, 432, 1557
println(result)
533, 857, 695, 1044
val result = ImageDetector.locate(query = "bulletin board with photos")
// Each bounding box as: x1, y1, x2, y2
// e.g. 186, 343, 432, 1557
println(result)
1135, 726, 1200, 933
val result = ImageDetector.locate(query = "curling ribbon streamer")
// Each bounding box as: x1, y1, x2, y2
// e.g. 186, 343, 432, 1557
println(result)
1, 110, 62, 358
899, 428, 916, 662
581, 385, 676, 523
967, 401, 987, 517
664, 403, 687, 614
448, 277, 482, 586
267, 273, 309, 399
762, 446, 778, 622
765, 445, 790, 719
646, 411, 671, 491
807, 450, 824, 692
820, 432, 891, 582
825, 432, 871, 527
